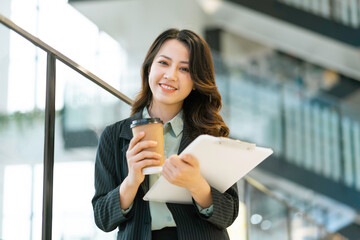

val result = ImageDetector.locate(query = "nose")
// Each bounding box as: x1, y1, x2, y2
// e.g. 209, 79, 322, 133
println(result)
165, 66, 178, 81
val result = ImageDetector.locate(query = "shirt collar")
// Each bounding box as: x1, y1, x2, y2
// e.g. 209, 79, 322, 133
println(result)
143, 107, 184, 137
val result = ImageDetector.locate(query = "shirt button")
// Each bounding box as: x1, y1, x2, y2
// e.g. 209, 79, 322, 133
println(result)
167, 216, 172, 222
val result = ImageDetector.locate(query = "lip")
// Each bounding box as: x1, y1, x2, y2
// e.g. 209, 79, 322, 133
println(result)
159, 83, 177, 92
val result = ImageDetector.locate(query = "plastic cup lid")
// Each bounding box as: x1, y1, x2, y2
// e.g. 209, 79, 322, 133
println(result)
130, 118, 163, 128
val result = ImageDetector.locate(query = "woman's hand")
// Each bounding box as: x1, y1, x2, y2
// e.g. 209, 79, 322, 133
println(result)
161, 154, 213, 208
125, 131, 162, 187
120, 131, 161, 210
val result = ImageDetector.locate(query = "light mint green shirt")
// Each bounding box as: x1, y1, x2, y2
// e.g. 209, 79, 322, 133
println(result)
121, 107, 213, 230
143, 107, 182, 230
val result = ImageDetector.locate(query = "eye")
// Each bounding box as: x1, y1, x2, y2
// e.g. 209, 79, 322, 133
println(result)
180, 67, 190, 72
158, 60, 168, 65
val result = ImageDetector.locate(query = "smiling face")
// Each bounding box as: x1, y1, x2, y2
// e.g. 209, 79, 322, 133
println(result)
148, 39, 194, 113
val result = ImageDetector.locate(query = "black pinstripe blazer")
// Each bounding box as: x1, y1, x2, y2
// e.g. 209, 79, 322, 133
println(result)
92, 111, 239, 240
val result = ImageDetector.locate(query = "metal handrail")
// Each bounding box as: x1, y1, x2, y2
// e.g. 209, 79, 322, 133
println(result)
0, 13, 134, 106
0, 13, 347, 240
0, 13, 133, 240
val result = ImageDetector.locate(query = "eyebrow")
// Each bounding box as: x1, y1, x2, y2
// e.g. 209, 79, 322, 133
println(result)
159, 55, 189, 64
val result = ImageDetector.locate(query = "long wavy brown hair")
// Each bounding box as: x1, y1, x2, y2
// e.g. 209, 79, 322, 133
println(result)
131, 28, 229, 138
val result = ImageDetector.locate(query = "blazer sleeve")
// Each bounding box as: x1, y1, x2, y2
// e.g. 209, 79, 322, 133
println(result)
92, 126, 134, 232
193, 183, 239, 229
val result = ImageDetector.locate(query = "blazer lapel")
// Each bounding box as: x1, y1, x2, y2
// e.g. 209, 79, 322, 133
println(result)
119, 111, 142, 140
178, 121, 196, 154
141, 176, 150, 194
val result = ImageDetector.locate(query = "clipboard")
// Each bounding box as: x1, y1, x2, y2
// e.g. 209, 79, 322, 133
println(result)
143, 135, 273, 204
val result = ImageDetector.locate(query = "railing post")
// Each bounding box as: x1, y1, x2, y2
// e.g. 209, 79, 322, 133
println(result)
42, 52, 56, 240
286, 207, 292, 240
244, 179, 251, 240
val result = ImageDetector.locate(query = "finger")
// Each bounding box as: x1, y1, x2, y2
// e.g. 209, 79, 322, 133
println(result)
161, 167, 172, 182
181, 154, 198, 167
167, 154, 183, 167
161, 167, 176, 184
164, 158, 187, 181
167, 155, 190, 171
131, 151, 162, 163
128, 131, 145, 150
162, 160, 178, 182
131, 140, 158, 155
136, 159, 161, 170
162, 160, 186, 186
163, 158, 177, 174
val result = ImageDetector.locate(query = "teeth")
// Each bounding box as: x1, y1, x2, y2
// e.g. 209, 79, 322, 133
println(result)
161, 84, 175, 90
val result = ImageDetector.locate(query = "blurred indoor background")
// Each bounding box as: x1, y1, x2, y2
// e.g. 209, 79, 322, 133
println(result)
0, 0, 360, 239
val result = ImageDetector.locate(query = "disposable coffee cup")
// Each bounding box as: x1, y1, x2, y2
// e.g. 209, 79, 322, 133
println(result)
130, 118, 164, 175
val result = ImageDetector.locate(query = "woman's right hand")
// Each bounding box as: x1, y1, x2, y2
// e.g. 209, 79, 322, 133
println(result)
125, 131, 161, 187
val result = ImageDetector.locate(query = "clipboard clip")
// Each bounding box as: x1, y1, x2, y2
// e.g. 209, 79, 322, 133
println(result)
218, 137, 256, 150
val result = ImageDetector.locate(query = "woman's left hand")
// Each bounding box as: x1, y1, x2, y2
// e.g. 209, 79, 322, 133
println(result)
161, 154, 213, 208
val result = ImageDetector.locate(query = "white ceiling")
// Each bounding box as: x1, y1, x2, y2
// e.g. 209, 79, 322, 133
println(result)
70, 0, 210, 65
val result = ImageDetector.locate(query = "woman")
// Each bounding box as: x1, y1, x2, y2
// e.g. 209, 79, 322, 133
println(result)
92, 28, 239, 240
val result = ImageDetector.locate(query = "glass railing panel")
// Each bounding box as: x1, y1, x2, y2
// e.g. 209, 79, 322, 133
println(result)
51, 59, 131, 240
247, 183, 290, 240
227, 201, 247, 240
289, 211, 326, 240
0, 24, 47, 240
227, 180, 247, 240
238, 178, 351, 240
